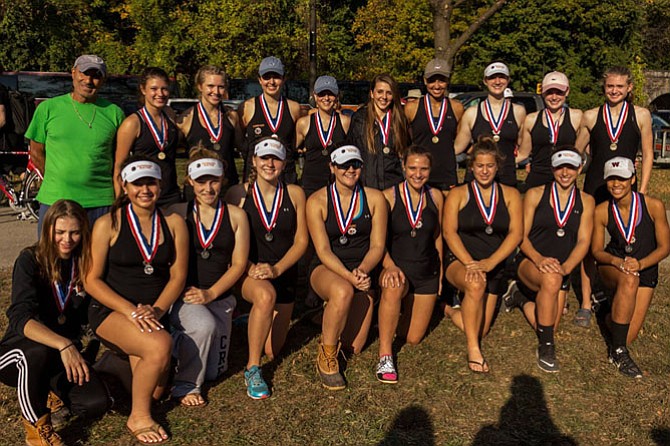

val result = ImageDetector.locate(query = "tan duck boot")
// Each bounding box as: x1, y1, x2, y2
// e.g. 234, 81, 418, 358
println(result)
23, 413, 64, 446
316, 340, 345, 390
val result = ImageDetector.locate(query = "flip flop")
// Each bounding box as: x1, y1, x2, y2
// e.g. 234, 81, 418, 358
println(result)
127, 423, 170, 445
467, 358, 490, 374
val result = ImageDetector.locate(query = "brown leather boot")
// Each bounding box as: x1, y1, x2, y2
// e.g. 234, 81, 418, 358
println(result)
23, 413, 64, 446
46, 392, 70, 430
316, 340, 345, 390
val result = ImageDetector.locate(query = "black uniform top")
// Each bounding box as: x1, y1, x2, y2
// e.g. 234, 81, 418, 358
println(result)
1, 249, 86, 346
242, 182, 296, 265
525, 109, 577, 188
411, 96, 459, 189
456, 182, 510, 261
186, 104, 239, 186
244, 96, 297, 184
185, 200, 235, 296
584, 104, 640, 200
527, 183, 583, 264
301, 112, 347, 194
388, 184, 440, 273
132, 110, 181, 205
605, 193, 657, 261
348, 106, 404, 190
325, 184, 372, 270
469, 100, 519, 186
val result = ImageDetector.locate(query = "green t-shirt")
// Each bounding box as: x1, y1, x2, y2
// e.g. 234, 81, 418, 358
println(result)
25, 93, 125, 207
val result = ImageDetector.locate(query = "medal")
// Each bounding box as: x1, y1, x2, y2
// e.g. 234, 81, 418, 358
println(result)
611, 191, 640, 252
625, 244, 633, 254
138, 106, 168, 152
321, 149, 329, 156
471, 181, 498, 235
127, 204, 161, 276
252, 181, 283, 244
260, 95, 284, 135
330, 182, 360, 245
213, 143, 221, 151
550, 182, 576, 239
410, 229, 417, 238
377, 110, 391, 154
493, 134, 500, 142
383, 147, 391, 154
545, 107, 564, 146
424, 95, 447, 144
52, 258, 76, 325
193, 199, 224, 260
603, 102, 628, 152
197, 102, 223, 146
157, 152, 166, 160
483, 98, 510, 143
57, 314, 66, 325
403, 181, 425, 238
315, 111, 336, 150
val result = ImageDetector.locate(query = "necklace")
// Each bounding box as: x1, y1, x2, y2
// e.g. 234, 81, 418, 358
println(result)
70, 94, 97, 128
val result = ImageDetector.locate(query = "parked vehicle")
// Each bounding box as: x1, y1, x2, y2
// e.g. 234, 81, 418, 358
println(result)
652, 113, 670, 166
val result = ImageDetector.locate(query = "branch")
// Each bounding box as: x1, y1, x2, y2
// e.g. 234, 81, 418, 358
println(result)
449, 0, 507, 56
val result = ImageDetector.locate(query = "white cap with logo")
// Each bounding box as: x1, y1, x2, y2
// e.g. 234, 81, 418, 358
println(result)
484, 62, 510, 78
603, 156, 635, 179
254, 138, 286, 160
330, 145, 363, 164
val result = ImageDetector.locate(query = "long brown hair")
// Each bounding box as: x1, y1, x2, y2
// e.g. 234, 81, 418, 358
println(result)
36, 199, 91, 287
364, 73, 409, 157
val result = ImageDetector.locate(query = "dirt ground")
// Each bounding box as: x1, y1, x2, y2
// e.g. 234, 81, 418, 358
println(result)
0, 207, 37, 269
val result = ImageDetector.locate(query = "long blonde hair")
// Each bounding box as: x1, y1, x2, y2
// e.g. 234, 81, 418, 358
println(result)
364, 73, 409, 157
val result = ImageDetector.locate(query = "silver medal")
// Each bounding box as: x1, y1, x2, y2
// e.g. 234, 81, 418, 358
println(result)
493, 134, 500, 142
322, 149, 328, 156
339, 235, 348, 245
265, 232, 274, 242
201, 249, 211, 260
625, 244, 633, 254
212, 143, 221, 151
144, 263, 154, 275
485, 225, 493, 235
410, 229, 417, 238
556, 228, 565, 237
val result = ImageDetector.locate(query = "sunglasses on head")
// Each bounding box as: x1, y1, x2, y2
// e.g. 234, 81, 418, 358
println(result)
261, 73, 283, 81
334, 160, 363, 170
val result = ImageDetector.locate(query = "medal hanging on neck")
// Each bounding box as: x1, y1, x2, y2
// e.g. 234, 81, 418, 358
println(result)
260, 95, 284, 138
424, 95, 447, 144
603, 101, 628, 151
197, 102, 223, 150
52, 258, 77, 325
471, 181, 498, 235
252, 181, 283, 243
611, 191, 639, 254
331, 183, 359, 245
194, 200, 224, 260
316, 112, 335, 156
139, 106, 168, 160
377, 109, 392, 154
126, 204, 160, 275
403, 181, 424, 238
545, 107, 564, 148
484, 98, 510, 143
551, 182, 576, 238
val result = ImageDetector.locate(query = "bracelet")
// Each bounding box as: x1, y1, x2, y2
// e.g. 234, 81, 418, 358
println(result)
59, 343, 74, 353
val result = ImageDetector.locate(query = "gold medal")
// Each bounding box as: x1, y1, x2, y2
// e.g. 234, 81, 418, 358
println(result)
157, 152, 166, 160
383, 146, 391, 154
610, 143, 617, 151
431, 136, 439, 144
57, 314, 66, 325
492, 134, 500, 142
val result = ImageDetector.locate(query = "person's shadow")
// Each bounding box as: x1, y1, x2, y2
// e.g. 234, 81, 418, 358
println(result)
377, 405, 435, 446
472, 374, 577, 446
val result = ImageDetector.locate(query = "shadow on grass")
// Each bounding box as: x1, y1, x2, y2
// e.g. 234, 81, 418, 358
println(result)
471, 374, 577, 446
651, 427, 670, 445
378, 405, 435, 446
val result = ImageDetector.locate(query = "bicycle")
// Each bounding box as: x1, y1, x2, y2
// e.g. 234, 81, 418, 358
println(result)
0, 149, 42, 221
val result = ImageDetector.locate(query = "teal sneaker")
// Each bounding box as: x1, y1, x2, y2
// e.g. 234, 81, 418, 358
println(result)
244, 365, 271, 399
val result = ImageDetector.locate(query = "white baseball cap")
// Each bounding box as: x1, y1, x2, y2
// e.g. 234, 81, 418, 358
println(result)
121, 160, 162, 183
603, 157, 635, 180
188, 158, 224, 179
484, 62, 510, 78
551, 150, 582, 168
254, 138, 286, 160
330, 145, 363, 164
542, 71, 569, 93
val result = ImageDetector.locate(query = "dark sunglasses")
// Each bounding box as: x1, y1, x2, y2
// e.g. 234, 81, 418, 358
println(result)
316, 90, 336, 97
261, 73, 283, 81
334, 160, 363, 170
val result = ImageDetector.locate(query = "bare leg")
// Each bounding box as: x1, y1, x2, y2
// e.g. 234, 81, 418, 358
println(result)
378, 280, 409, 356
264, 302, 294, 359
241, 276, 276, 369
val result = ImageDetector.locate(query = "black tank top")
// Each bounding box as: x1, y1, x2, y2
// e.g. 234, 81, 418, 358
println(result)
584, 104, 640, 197
132, 111, 181, 205
525, 109, 577, 188
100, 206, 174, 306
186, 105, 239, 186
301, 112, 347, 194
457, 182, 510, 260
244, 96, 297, 183
185, 200, 235, 294
411, 96, 458, 188
605, 193, 656, 261
325, 185, 372, 270
388, 184, 440, 271
469, 100, 519, 186
242, 182, 296, 265
528, 184, 583, 263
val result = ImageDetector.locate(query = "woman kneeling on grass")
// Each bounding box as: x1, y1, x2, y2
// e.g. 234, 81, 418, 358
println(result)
591, 157, 669, 378
0, 200, 110, 446
85, 156, 188, 445
442, 137, 522, 373
307, 145, 387, 390
376, 146, 443, 384
504, 147, 594, 373
170, 149, 249, 407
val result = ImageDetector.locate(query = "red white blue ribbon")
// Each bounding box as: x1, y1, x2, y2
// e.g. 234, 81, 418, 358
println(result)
484, 98, 510, 136
197, 102, 222, 143
330, 183, 359, 236
424, 95, 447, 137
260, 95, 284, 134
51, 258, 77, 313
194, 199, 224, 250
126, 204, 160, 265
545, 107, 564, 145
403, 181, 424, 230
604, 101, 629, 145
551, 182, 576, 229
138, 107, 167, 150
315, 112, 335, 149
376, 110, 391, 146
471, 181, 498, 226
252, 181, 283, 233
611, 191, 639, 245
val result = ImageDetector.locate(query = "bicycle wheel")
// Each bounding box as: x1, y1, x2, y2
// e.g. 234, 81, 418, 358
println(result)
23, 170, 42, 220
0, 175, 22, 212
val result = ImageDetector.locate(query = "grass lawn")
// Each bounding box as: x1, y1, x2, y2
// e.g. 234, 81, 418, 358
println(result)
0, 167, 668, 445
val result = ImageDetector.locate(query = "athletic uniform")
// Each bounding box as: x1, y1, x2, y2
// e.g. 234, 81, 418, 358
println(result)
604, 193, 658, 288
411, 97, 459, 190
132, 110, 181, 206
301, 112, 347, 197
242, 183, 298, 303
388, 184, 440, 294
466, 101, 519, 187
525, 111, 577, 188
243, 96, 297, 184
584, 104, 640, 204
171, 200, 236, 398
446, 182, 510, 294
0, 249, 109, 424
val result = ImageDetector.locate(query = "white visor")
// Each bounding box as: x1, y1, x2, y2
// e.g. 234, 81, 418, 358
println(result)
551, 150, 582, 168
188, 158, 224, 179
254, 139, 286, 160
121, 161, 162, 183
